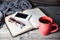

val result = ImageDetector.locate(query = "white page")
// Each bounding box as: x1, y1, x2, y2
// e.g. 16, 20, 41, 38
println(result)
5, 15, 33, 37
23, 8, 46, 28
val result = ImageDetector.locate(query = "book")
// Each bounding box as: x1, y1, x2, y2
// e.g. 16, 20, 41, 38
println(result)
5, 8, 46, 37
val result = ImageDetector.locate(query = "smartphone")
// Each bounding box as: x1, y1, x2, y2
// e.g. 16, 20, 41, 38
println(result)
12, 12, 32, 21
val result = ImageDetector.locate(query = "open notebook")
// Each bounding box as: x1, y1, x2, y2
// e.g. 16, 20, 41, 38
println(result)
5, 8, 46, 37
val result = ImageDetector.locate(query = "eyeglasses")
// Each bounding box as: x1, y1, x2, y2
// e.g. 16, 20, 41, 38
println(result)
9, 17, 25, 29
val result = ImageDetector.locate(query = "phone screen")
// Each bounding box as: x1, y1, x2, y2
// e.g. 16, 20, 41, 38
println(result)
15, 13, 28, 19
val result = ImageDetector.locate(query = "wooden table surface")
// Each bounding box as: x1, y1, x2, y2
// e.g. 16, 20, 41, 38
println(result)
0, 6, 60, 40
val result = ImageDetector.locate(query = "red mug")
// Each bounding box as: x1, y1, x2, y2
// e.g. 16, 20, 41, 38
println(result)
38, 16, 58, 36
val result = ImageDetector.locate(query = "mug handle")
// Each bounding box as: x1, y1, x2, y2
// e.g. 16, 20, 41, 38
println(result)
50, 23, 58, 33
